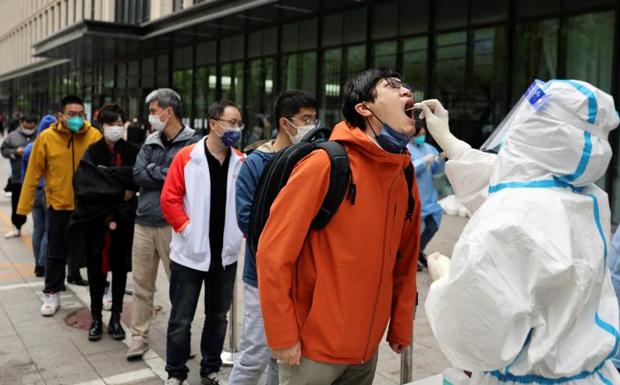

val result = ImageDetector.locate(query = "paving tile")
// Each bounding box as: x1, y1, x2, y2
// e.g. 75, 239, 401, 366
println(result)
72, 333, 128, 357
0, 361, 44, 385
18, 319, 73, 349
87, 347, 149, 379
121, 378, 164, 385
44, 371, 105, 385
28, 341, 94, 381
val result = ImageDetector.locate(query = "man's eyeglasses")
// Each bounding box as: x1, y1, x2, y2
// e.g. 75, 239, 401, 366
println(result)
289, 117, 320, 127
215, 118, 245, 130
384, 78, 413, 92
64, 112, 86, 118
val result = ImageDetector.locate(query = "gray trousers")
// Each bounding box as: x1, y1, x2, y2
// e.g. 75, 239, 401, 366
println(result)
228, 283, 279, 385
279, 352, 378, 385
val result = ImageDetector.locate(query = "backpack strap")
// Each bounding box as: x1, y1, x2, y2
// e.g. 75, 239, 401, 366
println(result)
311, 141, 351, 229
404, 162, 415, 221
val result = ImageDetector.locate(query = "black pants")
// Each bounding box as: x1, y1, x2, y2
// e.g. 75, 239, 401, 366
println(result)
87, 265, 127, 320
420, 215, 439, 253
166, 260, 237, 380
9, 182, 26, 229
44, 209, 72, 293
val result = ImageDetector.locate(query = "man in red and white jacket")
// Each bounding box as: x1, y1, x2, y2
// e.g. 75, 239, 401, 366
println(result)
160, 100, 245, 385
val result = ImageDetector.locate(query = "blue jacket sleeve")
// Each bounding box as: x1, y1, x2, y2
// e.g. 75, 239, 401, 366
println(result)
235, 154, 264, 236
133, 145, 166, 189
21, 143, 32, 182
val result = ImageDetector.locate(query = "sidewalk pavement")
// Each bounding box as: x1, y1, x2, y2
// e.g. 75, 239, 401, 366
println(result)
0, 169, 467, 385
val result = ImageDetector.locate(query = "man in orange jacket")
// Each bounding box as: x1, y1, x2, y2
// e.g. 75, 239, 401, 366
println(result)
256, 67, 421, 384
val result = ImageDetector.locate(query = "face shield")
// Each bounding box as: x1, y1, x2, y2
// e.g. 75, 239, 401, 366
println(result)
480, 80, 550, 153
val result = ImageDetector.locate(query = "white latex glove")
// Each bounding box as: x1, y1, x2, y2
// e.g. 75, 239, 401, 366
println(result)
427, 251, 451, 281
423, 154, 435, 168
415, 100, 462, 159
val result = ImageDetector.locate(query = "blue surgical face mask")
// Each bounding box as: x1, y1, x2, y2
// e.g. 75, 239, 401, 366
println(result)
364, 104, 411, 153
376, 123, 411, 153
413, 135, 426, 145
66, 116, 84, 133
220, 127, 241, 147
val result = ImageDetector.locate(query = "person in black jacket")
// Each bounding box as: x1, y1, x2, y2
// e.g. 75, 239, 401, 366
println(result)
71, 104, 139, 342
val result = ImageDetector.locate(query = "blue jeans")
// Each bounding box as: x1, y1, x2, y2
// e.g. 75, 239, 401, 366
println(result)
32, 189, 48, 267
166, 260, 237, 381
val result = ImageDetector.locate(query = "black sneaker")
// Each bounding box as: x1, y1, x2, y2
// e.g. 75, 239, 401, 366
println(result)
67, 274, 89, 286
201, 373, 220, 385
34, 265, 45, 277
419, 252, 428, 268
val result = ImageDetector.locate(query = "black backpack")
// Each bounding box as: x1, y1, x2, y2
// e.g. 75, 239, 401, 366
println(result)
247, 127, 415, 256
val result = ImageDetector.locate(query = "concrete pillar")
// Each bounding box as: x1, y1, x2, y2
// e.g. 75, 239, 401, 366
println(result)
101, 0, 115, 22
84, 0, 93, 20
68, 0, 74, 25
151, 0, 174, 21
75, 0, 83, 21
183, 0, 193, 10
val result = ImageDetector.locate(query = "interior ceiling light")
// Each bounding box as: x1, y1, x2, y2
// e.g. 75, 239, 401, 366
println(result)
273, 4, 313, 13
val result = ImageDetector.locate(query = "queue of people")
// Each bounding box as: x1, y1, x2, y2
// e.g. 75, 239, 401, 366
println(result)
4, 67, 620, 385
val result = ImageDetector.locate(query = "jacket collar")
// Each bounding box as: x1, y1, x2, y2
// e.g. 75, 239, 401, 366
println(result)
51, 120, 95, 136
190, 136, 243, 165
330, 121, 411, 168
144, 125, 195, 148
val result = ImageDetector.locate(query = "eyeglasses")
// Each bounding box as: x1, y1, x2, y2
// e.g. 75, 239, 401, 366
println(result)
289, 117, 320, 127
215, 118, 245, 130
64, 111, 86, 118
384, 78, 413, 92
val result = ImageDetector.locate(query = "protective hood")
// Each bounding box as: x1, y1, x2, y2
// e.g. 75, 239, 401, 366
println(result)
490, 80, 619, 188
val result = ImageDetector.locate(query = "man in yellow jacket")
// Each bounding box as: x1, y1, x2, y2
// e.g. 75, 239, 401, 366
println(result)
18, 95, 102, 316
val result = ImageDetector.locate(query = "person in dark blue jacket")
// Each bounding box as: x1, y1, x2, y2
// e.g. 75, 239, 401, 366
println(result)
22, 114, 56, 276
229, 90, 318, 385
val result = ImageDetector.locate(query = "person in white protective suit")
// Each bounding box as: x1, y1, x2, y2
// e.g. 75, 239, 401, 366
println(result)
419, 79, 620, 385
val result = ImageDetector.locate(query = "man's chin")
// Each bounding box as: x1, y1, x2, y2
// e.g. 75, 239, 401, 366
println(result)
399, 124, 416, 138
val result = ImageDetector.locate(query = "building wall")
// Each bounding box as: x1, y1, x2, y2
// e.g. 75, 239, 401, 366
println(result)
0, 0, 186, 77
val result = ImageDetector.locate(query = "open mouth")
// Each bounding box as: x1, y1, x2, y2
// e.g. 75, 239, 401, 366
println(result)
404, 100, 414, 119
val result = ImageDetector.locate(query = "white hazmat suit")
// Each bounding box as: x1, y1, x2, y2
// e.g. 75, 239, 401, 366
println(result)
422, 80, 620, 385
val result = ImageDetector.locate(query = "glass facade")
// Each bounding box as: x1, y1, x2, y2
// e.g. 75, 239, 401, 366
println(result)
1, 0, 619, 218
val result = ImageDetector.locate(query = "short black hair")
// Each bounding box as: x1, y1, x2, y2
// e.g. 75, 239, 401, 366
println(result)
273, 90, 318, 129
59, 95, 84, 113
20, 113, 38, 123
342, 67, 402, 129
97, 104, 128, 125
207, 100, 239, 121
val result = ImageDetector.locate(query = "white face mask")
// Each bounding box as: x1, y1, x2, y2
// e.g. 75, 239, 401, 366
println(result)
148, 114, 166, 132
21, 128, 35, 136
103, 125, 125, 143
286, 119, 317, 144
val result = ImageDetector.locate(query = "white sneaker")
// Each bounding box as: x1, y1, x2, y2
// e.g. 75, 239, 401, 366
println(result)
40, 292, 60, 316
165, 378, 190, 385
5, 228, 20, 239
102, 289, 112, 311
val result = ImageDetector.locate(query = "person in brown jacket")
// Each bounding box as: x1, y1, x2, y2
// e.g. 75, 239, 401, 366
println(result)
256, 67, 421, 385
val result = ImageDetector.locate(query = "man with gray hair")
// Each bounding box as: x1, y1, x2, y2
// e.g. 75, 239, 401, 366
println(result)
126, 88, 200, 360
